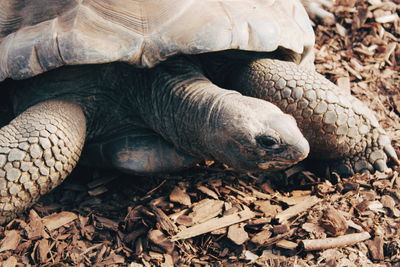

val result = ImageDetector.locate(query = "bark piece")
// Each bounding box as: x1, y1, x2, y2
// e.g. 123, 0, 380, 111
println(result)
188, 199, 224, 225
88, 186, 108, 196
254, 200, 281, 217
320, 205, 348, 236
171, 209, 255, 241
275, 240, 298, 250
273, 224, 290, 235
26, 209, 45, 240
197, 185, 219, 199
275, 196, 321, 223
43, 211, 78, 231
380, 195, 400, 217
0, 230, 21, 252
2, 256, 18, 267
227, 223, 249, 245
367, 235, 384, 261
251, 229, 272, 245
150, 204, 179, 234
36, 239, 50, 263
301, 232, 371, 251
169, 186, 191, 206
148, 230, 175, 254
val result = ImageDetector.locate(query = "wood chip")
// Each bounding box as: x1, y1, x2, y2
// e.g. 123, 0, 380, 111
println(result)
275, 240, 298, 250
367, 235, 384, 261
1, 256, 18, 267
275, 196, 321, 224
148, 230, 175, 254
196, 185, 219, 199
88, 186, 108, 196
36, 239, 50, 263
26, 209, 45, 240
187, 199, 224, 225
251, 229, 272, 245
227, 223, 249, 245
169, 186, 191, 206
301, 232, 371, 251
42, 211, 78, 231
320, 205, 349, 236
0, 230, 21, 252
171, 209, 255, 241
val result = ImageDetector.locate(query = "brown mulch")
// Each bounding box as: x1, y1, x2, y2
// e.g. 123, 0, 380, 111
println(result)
0, 1, 399, 266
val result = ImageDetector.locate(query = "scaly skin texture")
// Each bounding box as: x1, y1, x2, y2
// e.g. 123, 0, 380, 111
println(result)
227, 58, 398, 175
133, 58, 310, 171
0, 100, 86, 223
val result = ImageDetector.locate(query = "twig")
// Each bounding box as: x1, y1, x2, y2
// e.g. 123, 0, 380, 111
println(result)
171, 210, 255, 241
275, 196, 321, 224
300, 232, 371, 251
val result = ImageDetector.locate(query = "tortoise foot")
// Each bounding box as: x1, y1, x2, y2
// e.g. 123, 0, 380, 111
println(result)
329, 143, 398, 177
0, 100, 86, 224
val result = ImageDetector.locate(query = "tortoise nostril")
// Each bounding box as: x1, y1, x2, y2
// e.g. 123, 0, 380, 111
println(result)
256, 135, 279, 149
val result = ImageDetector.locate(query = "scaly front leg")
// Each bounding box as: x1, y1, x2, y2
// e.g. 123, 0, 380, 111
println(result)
0, 100, 86, 223
224, 58, 398, 176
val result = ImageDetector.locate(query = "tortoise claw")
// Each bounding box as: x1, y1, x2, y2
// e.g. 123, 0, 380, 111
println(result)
373, 159, 387, 172
330, 161, 354, 178
384, 145, 400, 166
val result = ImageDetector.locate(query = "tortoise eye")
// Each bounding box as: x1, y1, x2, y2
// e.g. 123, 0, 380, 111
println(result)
256, 136, 279, 149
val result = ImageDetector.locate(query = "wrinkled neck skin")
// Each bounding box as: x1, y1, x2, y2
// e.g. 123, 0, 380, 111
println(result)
130, 57, 309, 170
7, 56, 309, 172
130, 61, 237, 160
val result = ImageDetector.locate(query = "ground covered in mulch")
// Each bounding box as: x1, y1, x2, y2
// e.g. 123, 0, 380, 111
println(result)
0, 0, 399, 266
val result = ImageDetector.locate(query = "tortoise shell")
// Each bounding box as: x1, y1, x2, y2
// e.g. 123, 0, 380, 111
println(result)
0, 0, 314, 81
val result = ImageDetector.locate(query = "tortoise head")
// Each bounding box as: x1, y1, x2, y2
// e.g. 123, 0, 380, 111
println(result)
203, 95, 309, 171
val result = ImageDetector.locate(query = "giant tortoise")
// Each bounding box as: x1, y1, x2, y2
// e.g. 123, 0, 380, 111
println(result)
0, 0, 397, 223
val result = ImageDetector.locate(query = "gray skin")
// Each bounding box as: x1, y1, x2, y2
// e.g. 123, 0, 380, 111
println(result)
0, 56, 309, 223
198, 51, 399, 176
